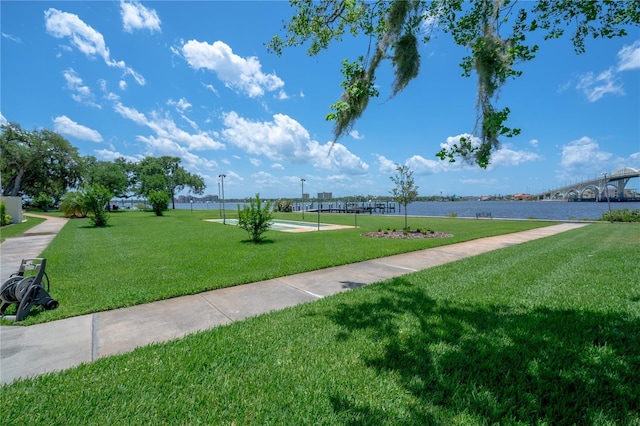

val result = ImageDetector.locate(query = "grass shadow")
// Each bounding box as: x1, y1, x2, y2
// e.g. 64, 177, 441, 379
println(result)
325, 278, 640, 424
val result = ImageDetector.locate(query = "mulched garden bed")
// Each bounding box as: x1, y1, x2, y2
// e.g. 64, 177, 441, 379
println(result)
362, 230, 453, 239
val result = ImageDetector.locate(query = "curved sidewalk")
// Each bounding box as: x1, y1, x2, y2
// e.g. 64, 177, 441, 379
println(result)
0, 218, 587, 384
0, 214, 69, 283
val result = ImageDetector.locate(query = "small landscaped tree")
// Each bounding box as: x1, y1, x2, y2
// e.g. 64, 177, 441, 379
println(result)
60, 191, 88, 218
147, 189, 170, 216
80, 184, 113, 227
390, 165, 419, 231
238, 193, 273, 243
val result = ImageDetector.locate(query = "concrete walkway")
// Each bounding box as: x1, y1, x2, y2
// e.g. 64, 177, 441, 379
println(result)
0, 214, 69, 283
0, 216, 587, 384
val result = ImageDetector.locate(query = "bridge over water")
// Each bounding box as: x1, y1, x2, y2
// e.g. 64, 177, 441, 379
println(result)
534, 167, 640, 201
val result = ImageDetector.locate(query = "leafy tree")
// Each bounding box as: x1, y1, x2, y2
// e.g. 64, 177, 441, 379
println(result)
389, 165, 419, 230
237, 193, 274, 243
82, 156, 130, 200
0, 123, 83, 200
134, 156, 205, 209
80, 184, 112, 227
269, 0, 640, 167
147, 190, 170, 216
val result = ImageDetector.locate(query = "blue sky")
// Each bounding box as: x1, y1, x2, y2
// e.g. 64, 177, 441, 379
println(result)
1, 1, 639, 199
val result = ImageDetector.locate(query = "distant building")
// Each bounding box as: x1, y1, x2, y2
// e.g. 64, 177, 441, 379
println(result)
317, 192, 332, 200
512, 193, 531, 200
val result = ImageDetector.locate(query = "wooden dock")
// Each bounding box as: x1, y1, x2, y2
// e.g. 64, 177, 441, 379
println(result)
306, 203, 396, 214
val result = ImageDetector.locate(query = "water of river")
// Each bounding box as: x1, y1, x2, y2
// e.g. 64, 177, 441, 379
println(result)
174, 200, 640, 221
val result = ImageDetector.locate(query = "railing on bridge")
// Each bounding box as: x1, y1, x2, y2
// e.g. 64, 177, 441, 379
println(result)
534, 167, 639, 201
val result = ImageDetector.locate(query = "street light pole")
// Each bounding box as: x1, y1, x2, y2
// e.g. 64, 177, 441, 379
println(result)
300, 178, 305, 220
219, 174, 226, 224
218, 182, 221, 217
602, 172, 612, 222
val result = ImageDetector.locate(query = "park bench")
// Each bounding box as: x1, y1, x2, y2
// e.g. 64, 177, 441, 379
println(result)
475, 211, 493, 219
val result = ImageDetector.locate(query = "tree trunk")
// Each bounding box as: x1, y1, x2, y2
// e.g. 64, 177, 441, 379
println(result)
4, 169, 25, 196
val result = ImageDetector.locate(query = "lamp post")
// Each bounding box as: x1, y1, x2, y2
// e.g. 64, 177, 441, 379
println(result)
602, 172, 612, 222
219, 174, 226, 224
190, 198, 193, 213
300, 178, 305, 219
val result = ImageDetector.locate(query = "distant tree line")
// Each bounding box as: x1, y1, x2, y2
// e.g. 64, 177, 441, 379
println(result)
0, 122, 206, 214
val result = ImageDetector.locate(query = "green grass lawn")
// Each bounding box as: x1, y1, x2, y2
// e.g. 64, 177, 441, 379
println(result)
2, 209, 552, 323
1, 222, 638, 424
0, 215, 45, 242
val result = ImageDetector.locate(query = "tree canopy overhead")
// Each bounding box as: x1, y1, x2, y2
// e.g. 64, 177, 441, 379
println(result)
1, 122, 83, 199
269, 0, 640, 168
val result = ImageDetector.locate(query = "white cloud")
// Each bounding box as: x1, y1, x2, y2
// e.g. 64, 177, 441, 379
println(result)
113, 101, 225, 151
350, 130, 364, 140
94, 148, 141, 163
120, 1, 161, 33
0, 113, 8, 125
119, 80, 127, 90
45, 8, 145, 85
556, 136, 623, 180
436, 133, 541, 169
136, 134, 218, 171
63, 68, 100, 107
181, 40, 284, 97
271, 163, 284, 170
459, 178, 497, 185
311, 141, 370, 174
167, 97, 191, 112
529, 139, 539, 148
53, 115, 103, 142
203, 83, 219, 96
560, 136, 612, 169
576, 68, 624, 102
251, 171, 280, 186
221, 112, 368, 174
572, 40, 639, 102
2, 32, 21, 43
617, 40, 640, 72
375, 155, 398, 173
488, 144, 542, 168
249, 158, 262, 167
405, 154, 448, 174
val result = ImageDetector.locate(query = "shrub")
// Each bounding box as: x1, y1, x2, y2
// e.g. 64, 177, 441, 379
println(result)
601, 208, 640, 222
0, 202, 11, 226
238, 193, 273, 243
32, 193, 53, 211
80, 184, 112, 227
147, 190, 170, 216
60, 191, 88, 218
